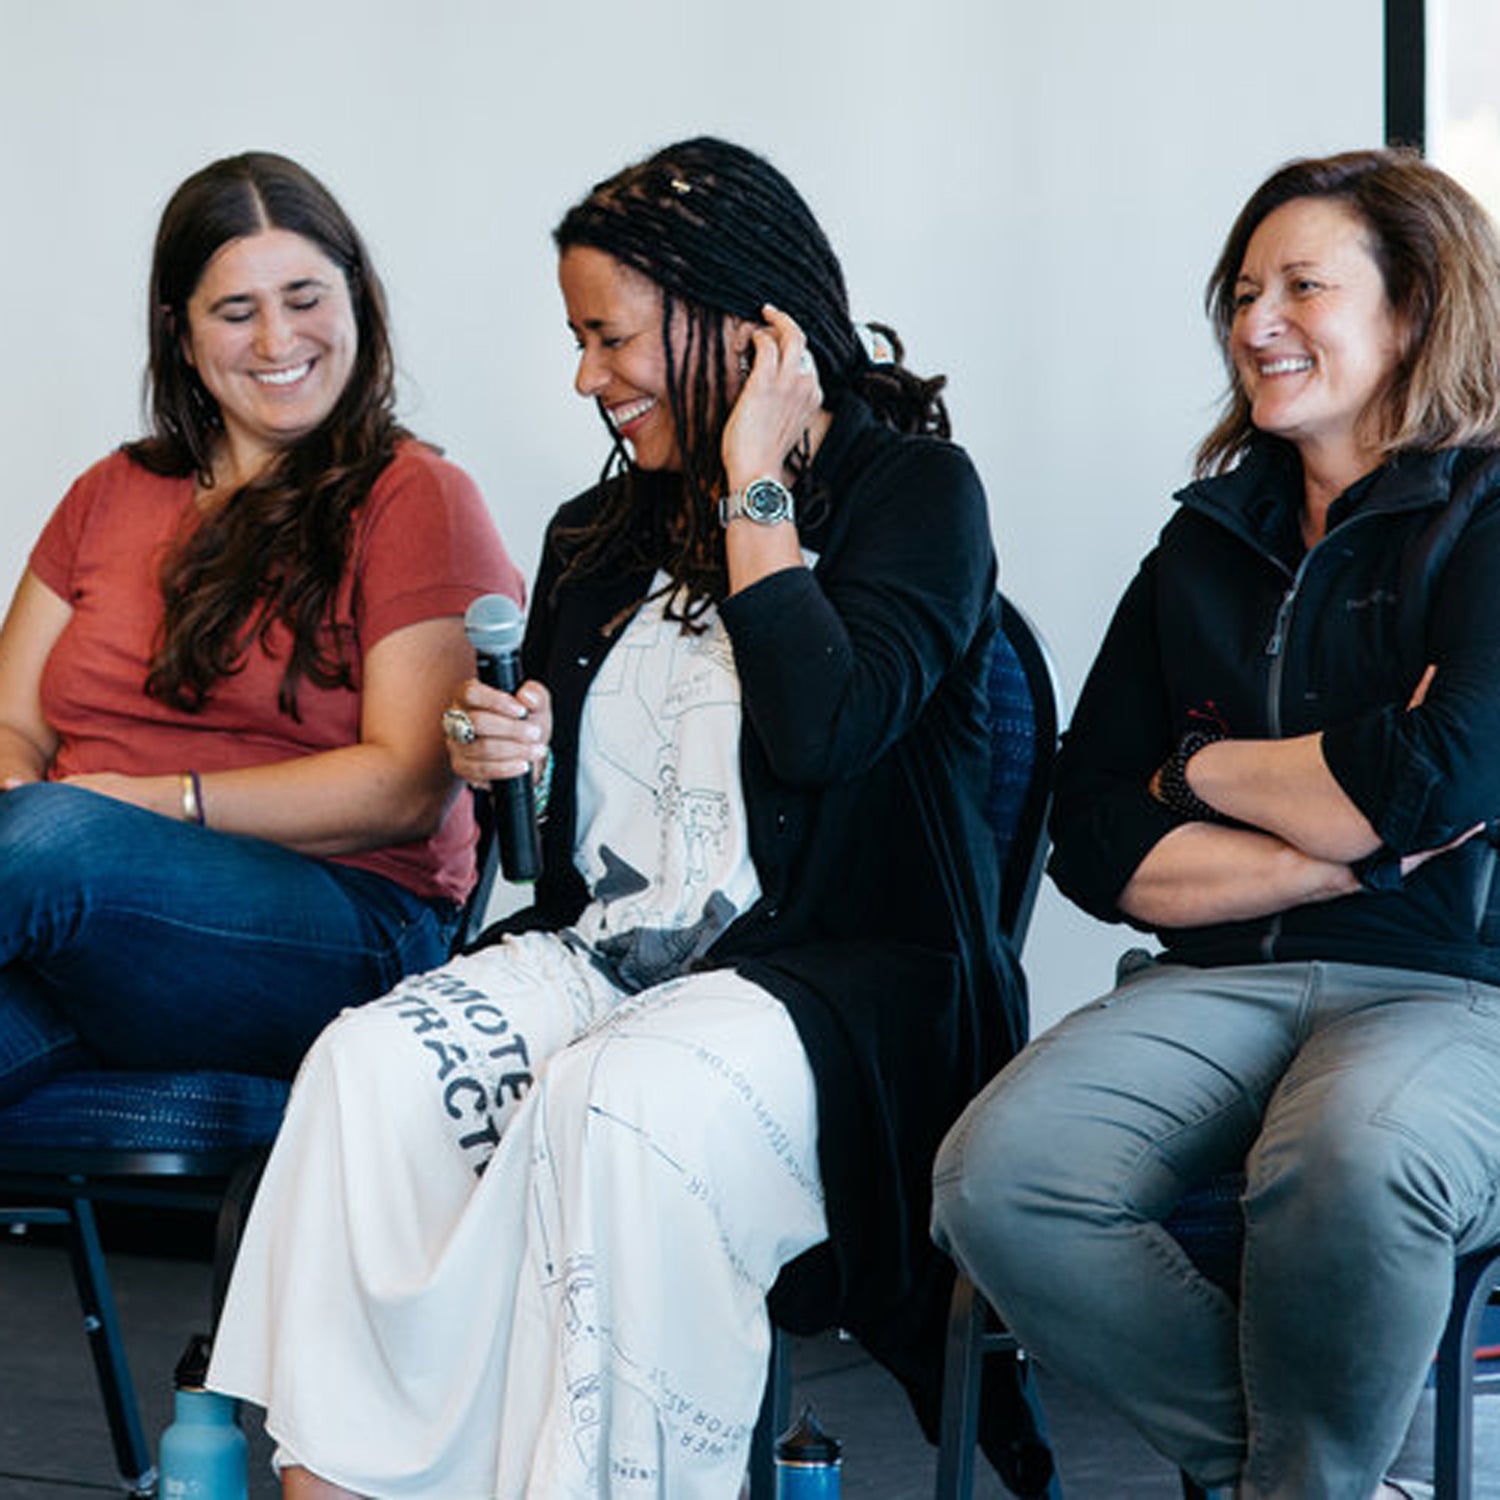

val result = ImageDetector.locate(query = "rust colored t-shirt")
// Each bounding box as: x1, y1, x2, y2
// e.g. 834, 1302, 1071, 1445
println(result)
29, 441, 524, 904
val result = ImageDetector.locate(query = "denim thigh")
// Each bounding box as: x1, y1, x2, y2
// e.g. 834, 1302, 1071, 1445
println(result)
0, 783, 457, 1091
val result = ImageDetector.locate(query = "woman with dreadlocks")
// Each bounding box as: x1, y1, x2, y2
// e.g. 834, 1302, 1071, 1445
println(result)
209, 136, 1036, 1499
0, 151, 520, 1106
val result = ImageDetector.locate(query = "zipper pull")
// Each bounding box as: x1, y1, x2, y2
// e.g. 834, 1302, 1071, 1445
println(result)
1265, 589, 1295, 657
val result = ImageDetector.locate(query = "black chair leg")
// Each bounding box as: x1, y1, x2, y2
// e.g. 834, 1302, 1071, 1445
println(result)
934, 1272, 988, 1499
1434, 1249, 1500, 1500
63, 1196, 156, 1497
210, 1146, 269, 1325
934, 1273, 1061, 1500
748, 1325, 791, 1499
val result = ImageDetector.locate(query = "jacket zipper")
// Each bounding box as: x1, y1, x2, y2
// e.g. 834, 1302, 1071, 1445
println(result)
1260, 506, 1390, 732
1181, 468, 1456, 962
1257, 532, 1341, 961
1259, 570, 1306, 962
1263, 588, 1298, 739
1255, 510, 1389, 960
1473, 842, 1498, 935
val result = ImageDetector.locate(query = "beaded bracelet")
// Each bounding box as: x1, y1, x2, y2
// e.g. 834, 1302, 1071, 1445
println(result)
1152, 729, 1228, 823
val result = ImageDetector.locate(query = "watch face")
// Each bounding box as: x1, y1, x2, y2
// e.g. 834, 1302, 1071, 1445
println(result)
743, 477, 793, 523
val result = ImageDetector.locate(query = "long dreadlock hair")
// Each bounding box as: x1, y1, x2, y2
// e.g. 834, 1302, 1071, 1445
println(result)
127, 151, 406, 718
552, 136, 949, 624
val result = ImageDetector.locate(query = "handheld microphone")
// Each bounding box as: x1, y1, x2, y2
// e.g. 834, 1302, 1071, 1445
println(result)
463, 594, 543, 883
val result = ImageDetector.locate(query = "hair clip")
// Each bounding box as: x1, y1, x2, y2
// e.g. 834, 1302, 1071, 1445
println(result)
855, 323, 895, 366
669, 176, 692, 196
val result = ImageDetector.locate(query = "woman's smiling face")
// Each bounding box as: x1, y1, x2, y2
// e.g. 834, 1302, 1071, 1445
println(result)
561, 244, 736, 473
1230, 195, 1405, 479
184, 227, 358, 482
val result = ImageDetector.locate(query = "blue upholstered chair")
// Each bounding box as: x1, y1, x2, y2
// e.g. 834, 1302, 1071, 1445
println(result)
0, 792, 497, 1497
748, 593, 1063, 1499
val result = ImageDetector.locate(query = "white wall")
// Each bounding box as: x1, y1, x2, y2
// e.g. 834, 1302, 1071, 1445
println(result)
0, 0, 1381, 1031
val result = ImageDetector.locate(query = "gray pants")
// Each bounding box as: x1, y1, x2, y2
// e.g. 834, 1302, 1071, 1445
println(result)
931, 959, 1500, 1499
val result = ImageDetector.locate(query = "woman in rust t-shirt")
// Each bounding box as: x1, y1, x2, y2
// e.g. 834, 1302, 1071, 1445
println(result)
0, 151, 521, 1098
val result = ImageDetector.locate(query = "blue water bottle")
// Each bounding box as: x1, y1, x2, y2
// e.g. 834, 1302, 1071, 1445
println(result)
159, 1333, 248, 1500
774, 1403, 841, 1498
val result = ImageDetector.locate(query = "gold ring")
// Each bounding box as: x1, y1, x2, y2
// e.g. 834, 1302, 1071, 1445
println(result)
441, 707, 477, 745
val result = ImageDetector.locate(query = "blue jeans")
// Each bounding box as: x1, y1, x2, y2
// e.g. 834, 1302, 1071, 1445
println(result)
0, 783, 459, 1106
931, 958, 1500, 1500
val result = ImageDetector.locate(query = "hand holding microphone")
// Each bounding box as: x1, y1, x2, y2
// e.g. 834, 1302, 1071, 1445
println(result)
449, 594, 545, 884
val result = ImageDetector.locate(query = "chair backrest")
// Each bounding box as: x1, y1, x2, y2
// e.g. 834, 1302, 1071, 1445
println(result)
984, 594, 1062, 954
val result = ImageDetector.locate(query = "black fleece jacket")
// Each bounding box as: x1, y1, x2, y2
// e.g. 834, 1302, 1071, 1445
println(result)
1051, 438, 1500, 980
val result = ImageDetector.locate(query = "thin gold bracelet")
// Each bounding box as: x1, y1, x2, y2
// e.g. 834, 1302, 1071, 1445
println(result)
180, 769, 205, 825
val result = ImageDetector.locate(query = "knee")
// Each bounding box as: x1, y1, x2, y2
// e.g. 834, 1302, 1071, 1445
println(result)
311, 996, 431, 1102
0, 784, 116, 887
932, 1072, 1047, 1275
537, 1027, 685, 1143
532, 1019, 791, 1182
298, 998, 494, 1169
1249, 1113, 1450, 1252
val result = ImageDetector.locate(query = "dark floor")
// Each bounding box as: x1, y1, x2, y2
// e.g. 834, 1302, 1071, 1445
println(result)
0, 1213, 1496, 1498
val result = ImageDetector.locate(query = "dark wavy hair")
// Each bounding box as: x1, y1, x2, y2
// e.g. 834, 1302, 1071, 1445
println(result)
552, 135, 950, 619
126, 151, 406, 716
1198, 147, 1500, 476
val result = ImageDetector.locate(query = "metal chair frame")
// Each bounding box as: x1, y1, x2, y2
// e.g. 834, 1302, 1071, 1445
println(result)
0, 1143, 269, 1495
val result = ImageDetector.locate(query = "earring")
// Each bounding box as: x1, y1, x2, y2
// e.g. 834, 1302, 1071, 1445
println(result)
737, 350, 751, 378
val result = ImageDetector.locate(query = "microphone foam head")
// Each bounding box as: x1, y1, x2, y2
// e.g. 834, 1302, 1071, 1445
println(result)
464, 594, 525, 656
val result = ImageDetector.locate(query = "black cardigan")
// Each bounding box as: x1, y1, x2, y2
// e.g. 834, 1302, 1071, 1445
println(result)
476, 395, 1027, 1436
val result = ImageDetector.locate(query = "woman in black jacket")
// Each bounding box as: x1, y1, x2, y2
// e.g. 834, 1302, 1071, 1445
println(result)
209, 136, 1032, 1499
934, 149, 1500, 1500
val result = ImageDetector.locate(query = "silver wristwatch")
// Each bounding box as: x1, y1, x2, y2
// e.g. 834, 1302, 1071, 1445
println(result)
719, 475, 795, 528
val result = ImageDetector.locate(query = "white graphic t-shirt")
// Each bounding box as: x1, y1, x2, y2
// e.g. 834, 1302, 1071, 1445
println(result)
568, 576, 760, 991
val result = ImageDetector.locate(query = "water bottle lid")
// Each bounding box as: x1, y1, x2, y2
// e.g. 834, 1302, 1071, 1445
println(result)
173, 1332, 215, 1391
774, 1403, 842, 1465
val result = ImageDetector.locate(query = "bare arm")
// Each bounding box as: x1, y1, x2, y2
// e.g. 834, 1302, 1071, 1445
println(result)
1182, 732, 1380, 863
1175, 664, 1443, 863
1119, 820, 1360, 927
66, 616, 474, 854
0, 570, 69, 787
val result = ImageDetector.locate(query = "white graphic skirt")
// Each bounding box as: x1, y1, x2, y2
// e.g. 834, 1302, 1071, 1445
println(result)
208, 932, 827, 1499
